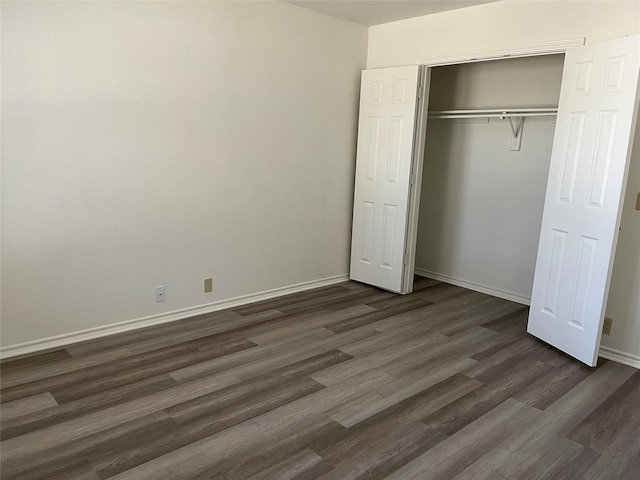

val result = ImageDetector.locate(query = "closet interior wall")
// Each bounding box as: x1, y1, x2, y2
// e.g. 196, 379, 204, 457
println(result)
415, 55, 565, 303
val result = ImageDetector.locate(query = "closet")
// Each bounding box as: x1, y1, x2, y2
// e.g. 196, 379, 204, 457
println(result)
415, 55, 565, 306
349, 35, 640, 366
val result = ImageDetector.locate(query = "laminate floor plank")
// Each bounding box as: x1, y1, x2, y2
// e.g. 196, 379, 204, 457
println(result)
368, 292, 490, 335
232, 285, 350, 316
0, 349, 72, 371
192, 369, 394, 462
310, 384, 466, 479
20, 461, 102, 480
328, 356, 477, 428
314, 420, 437, 480
54, 338, 255, 404
186, 414, 346, 480
338, 325, 445, 360
229, 329, 380, 382
463, 337, 541, 379
1, 373, 177, 440
380, 327, 498, 379
246, 448, 324, 480
324, 298, 434, 334
581, 454, 629, 480
407, 283, 473, 304
1, 337, 255, 404
168, 322, 379, 383
310, 334, 443, 387
567, 370, 640, 459
480, 306, 529, 332
421, 359, 553, 436
0, 392, 59, 423
1, 348, 141, 390
166, 350, 352, 422
512, 360, 596, 410
2, 278, 637, 480
410, 277, 444, 290
0, 372, 240, 466
517, 437, 601, 480
384, 398, 540, 480
324, 291, 404, 312
494, 361, 636, 480
120, 310, 285, 356
619, 450, 640, 480
67, 309, 245, 352
92, 376, 325, 479
278, 288, 396, 315
108, 448, 212, 480
363, 283, 440, 309
434, 301, 525, 337
166, 325, 337, 382
1, 411, 175, 480
244, 304, 376, 344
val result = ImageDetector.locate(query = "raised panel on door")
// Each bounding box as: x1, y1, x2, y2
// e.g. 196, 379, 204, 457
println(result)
528, 35, 640, 366
350, 66, 427, 293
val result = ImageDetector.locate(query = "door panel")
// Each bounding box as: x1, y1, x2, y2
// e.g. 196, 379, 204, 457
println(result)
528, 35, 640, 366
350, 66, 423, 292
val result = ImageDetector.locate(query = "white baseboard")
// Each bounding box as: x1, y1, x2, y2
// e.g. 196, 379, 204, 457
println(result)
414, 268, 531, 306
0, 274, 350, 360
598, 346, 640, 369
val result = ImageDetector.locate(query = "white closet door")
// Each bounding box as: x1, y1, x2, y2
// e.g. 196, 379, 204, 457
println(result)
350, 66, 424, 293
528, 35, 640, 366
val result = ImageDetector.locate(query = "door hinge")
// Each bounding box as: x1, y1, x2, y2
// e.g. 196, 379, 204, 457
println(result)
417, 86, 423, 99
409, 173, 416, 185
403, 253, 409, 265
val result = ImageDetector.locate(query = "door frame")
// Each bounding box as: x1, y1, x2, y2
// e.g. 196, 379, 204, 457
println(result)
402, 37, 586, 294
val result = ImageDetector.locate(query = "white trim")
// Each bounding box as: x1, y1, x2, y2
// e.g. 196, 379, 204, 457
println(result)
414, 268, 531, 306
417, 38, 585, 67
0, 274, 349, 360
402, 66, 431, 294
598, 346, 640, 369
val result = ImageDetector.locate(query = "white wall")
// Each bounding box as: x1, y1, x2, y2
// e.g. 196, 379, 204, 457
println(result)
369, 0, 640, 361
416, 56, 564, 303
606, 130, 640, 358
426, 55, 565, 111
1, 1, 368, 349
367, 0, 640, 69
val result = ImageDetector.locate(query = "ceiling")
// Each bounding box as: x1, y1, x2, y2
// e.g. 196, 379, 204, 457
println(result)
285, 0, 500, 27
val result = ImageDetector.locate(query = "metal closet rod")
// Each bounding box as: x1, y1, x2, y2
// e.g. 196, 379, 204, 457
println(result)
428, 107, 558, 119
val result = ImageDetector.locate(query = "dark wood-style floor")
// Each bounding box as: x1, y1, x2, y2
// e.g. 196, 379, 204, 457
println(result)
1, 278, 639, 480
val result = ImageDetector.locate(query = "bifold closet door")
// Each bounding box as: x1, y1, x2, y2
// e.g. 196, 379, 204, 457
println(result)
350, 66, 426, 293
528, 35, 640, 366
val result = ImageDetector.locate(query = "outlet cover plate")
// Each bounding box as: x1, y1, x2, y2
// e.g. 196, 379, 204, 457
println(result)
603, 317, 613, 335
155, 286, 165, 303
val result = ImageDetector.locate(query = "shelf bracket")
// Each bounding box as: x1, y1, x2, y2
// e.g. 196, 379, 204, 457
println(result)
507, 115, 524, 151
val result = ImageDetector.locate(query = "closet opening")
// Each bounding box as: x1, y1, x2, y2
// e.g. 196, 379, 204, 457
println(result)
412, 54, 566, 306
350, 35, 639, 365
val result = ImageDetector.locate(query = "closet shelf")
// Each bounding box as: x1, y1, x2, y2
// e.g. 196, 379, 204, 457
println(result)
427, 108, 558, 119
427, 108, 558, 151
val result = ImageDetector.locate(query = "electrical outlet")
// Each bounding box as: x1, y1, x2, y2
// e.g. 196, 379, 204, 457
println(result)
204, 278, 213, 293
602, 317, 613, 335
155, 285, 165, 303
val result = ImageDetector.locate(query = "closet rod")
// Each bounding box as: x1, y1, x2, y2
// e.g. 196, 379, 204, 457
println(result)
426, 108, 558, 150
428, 107, 558, 119
429, 112, 557, 119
